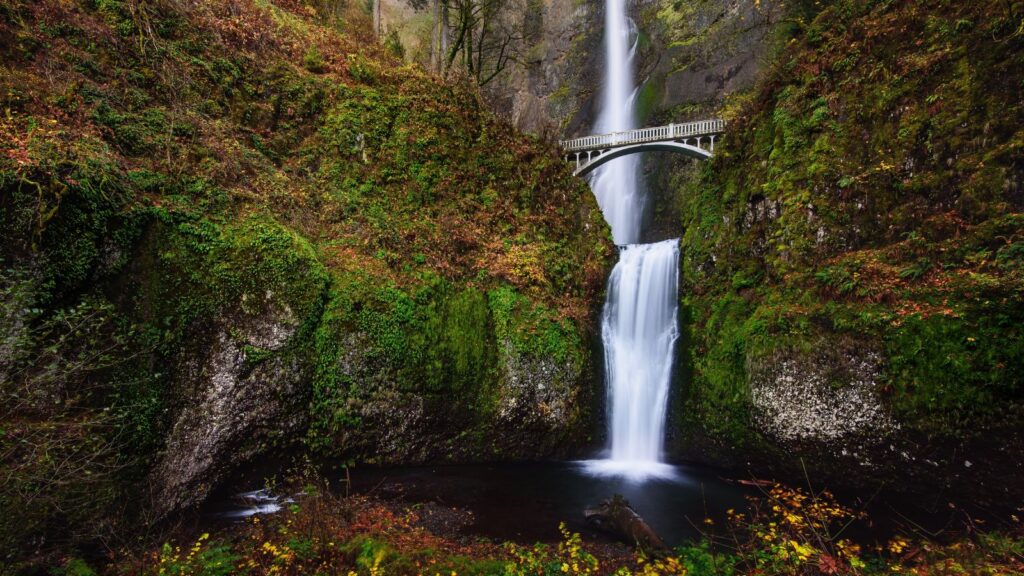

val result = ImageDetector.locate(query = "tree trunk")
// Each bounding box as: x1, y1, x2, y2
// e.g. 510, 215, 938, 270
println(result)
373, 0, 381, 37
432, 0, 440, 71
441, 0, 451, 71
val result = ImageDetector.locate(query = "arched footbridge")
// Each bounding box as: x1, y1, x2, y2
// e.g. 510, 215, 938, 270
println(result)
560, 119, 725, 177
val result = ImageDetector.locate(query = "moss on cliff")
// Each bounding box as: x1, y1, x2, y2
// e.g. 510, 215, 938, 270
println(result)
670, 0, 1024, 498
0, 0, 610, 563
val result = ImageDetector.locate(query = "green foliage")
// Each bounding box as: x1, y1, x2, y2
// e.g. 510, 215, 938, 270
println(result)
886, 310, 1024, 434
303, 45, 326, 73
673, 540, 736, 575
502, 523, 599, 576
671, 0, 1024, 475
0, 0, 609, 566
382, 29, 405, 60
154, 534, 241, 576
346, 53, 378, 83
51, 557, 99, 576
91, 103, 170, 156
0, 288, 148, 563
0, 147, 136, 303
90, 0, 137, 38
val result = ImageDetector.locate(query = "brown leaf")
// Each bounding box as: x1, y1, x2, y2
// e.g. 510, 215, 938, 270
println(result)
818, 553, 841, 574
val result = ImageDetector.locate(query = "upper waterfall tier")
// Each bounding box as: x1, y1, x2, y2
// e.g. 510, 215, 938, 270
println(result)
589, 0, 642, 245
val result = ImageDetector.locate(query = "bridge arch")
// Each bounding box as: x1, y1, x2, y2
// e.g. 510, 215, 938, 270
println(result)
560, 119, 724, 177
570, 141, 712, 177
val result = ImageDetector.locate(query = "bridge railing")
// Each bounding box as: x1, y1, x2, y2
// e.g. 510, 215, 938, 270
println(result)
559, 119, 725, 152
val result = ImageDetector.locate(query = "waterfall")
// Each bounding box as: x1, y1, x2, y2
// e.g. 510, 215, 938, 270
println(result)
589, 0, 641, 245
603, 241, 680, 463
584, 0, 681, 480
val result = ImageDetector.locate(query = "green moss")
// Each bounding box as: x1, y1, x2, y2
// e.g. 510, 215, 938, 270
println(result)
886, 307, 1024, 435
670, 0, 1024, 463
306, 274, 591, 455
1, 0, 610, 563
488, 284, 583, 368
136, 214, 329, 345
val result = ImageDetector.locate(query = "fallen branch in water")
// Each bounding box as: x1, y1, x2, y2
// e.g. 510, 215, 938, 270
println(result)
585, 494, 668, 553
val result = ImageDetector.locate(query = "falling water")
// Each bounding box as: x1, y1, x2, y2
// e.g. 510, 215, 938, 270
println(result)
589, 0, 642, 245
583, 0, 681, 480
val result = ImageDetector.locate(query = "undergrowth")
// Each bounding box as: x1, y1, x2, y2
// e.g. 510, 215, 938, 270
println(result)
102, 478, 1024, 576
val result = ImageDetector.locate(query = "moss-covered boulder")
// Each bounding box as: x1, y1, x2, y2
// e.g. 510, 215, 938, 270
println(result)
308, 279, 593, 463
141, 217, 330, 515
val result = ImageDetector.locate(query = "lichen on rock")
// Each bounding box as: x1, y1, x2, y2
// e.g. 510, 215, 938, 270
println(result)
749, 344, 893, 445
495, 338, 578, 427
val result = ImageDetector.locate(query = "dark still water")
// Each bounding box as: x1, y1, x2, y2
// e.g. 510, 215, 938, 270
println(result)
207, 461, 753, 546
206, 460, 1016, 549
343, 461, 753, 546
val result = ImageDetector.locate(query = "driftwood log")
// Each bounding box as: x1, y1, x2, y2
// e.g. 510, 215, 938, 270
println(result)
584, 494, 668, 552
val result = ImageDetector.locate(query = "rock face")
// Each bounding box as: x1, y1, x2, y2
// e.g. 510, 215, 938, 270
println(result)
636, 0, 781, 242
748, 345, 893, 445
648, 0, 781, 113
490, 0, 599, 135
340, 337, 589, 462
152, 293, 309, 516
310, 297, 595, 464
380, 0, 778, 135
380, 0, 601, 135
494, 339, 579, 428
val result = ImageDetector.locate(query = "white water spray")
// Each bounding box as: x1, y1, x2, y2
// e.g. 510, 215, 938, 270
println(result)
583, 0, 681, 481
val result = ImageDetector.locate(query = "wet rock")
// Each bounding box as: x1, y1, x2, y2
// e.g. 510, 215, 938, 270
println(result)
495, 339, 578, 428
326, 331, 590, 464
151, 292, 308, 516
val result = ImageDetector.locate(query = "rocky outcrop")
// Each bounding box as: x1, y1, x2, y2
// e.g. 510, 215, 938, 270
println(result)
151, 292, 309, 516
636, 0, 781, 242
748, 344, 893, 446
490, 0, 599, 135
380, 0, 601, 135
666, 0, 1024, 505
648, 0, 781, 113
313, 314, 594, 465
494, 339, 579, 430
